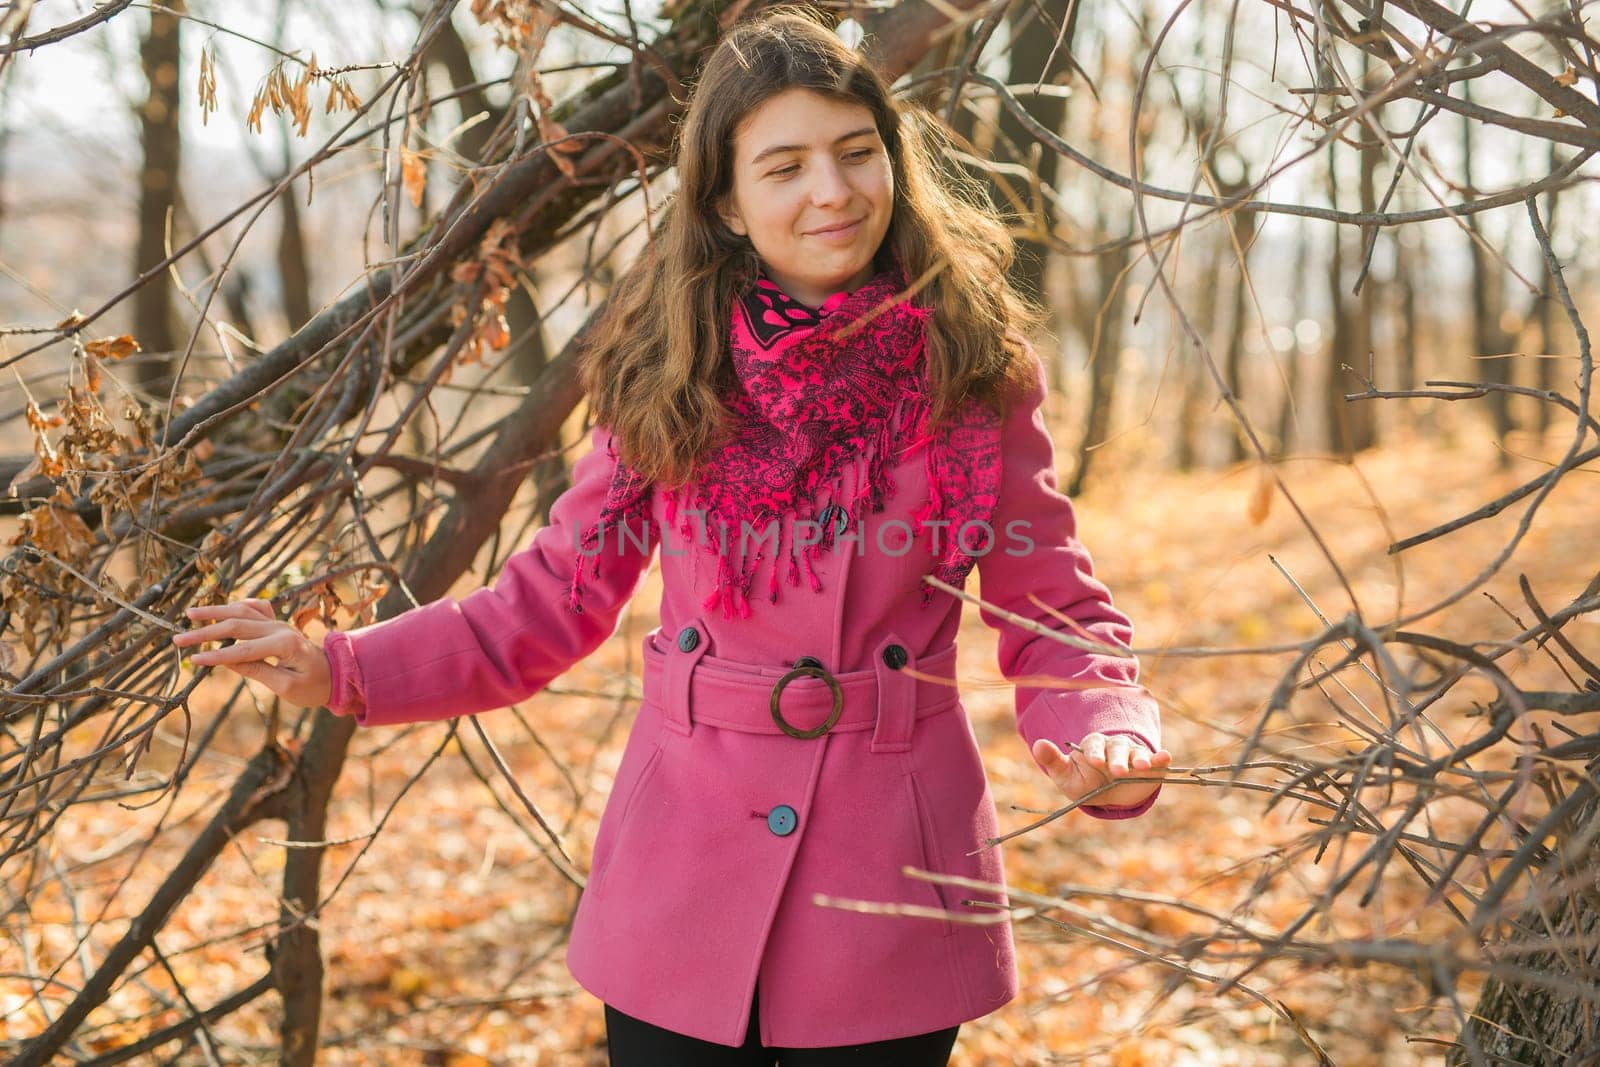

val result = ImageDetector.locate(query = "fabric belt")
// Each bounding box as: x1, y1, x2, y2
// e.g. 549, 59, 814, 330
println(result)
639, 619, 961, 752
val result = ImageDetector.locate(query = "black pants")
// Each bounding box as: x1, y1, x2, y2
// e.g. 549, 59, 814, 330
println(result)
604, 983, 961, 1066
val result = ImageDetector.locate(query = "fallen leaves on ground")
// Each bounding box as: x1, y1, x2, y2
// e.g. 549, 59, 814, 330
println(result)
6, 423, 1592, 1065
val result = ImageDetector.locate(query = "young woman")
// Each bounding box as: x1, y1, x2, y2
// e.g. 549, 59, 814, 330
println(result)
174, 9, 1172, 1064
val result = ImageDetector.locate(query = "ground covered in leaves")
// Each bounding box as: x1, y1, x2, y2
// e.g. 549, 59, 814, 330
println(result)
5, 420, 1593, 1064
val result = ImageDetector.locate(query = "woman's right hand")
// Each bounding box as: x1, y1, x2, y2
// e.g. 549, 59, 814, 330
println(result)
172, 598, 334, 710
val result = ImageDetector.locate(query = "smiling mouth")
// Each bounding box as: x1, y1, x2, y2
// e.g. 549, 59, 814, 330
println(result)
810, 219, 862, 236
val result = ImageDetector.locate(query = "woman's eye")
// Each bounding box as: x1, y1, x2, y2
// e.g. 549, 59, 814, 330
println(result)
770, 164, 800, 178
846, 149, 874, 162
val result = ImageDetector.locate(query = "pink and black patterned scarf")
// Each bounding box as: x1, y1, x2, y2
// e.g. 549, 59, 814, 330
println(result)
567, 266, 1002, 619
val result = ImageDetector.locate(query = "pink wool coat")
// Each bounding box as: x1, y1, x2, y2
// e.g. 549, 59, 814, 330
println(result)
324, 349, 1163, 1048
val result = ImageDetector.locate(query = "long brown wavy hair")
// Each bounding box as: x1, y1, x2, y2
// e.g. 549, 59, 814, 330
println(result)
578, 6, 1043, 487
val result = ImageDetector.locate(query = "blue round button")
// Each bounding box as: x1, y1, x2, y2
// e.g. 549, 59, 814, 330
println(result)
767, 805, 798, 837
677, 626, 700, 653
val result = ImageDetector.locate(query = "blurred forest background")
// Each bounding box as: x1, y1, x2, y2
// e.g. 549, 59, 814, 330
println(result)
1, 0, 1597, 1063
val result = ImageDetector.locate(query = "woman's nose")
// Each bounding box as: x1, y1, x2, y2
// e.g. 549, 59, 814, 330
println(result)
808, 161, 852, 207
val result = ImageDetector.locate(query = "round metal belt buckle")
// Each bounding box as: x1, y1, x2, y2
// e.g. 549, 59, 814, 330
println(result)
769, 665, 844, 739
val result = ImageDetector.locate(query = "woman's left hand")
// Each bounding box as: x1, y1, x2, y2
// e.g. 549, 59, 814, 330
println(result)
1032, 732, 1172, 809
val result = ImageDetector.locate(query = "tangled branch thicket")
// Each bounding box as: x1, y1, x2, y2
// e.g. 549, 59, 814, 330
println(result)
2, 0, 1598, 1062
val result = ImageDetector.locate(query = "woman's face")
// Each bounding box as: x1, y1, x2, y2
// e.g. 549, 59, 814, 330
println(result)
718, 87, 894, 309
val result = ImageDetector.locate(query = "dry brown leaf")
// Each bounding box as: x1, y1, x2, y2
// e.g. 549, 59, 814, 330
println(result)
401, 146, 427, 208
291, 600, 322, 631
84, 334, 142, 361
198, 47, 219, 125
347, 582, 388, 625
480, 312, 509, 351
291, 62, 312, 136
31, 489, 95, 559
1247, 463, 1274, 525
25, 401, 63, 432
540, 118, 576, 179
7, 456, 42, 493
195, 529, 227, 577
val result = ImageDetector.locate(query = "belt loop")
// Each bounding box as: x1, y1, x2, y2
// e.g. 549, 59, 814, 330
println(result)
870, 632, 916, 753
662, 618, 710, 736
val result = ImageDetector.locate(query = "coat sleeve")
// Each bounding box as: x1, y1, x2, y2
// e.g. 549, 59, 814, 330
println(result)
975, 346, 1163, 820
322, 423, 659, 727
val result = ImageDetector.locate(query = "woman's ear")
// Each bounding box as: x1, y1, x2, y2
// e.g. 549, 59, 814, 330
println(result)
718, 194, 748, 237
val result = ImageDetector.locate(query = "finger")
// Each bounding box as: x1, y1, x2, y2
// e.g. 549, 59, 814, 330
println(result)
1031, 738, 1069, 774
173, 618, 284, 647
1105, 736, 1133, 776
174, 622, 261, 648
183, 601, 251, 621
183, 600, 276, 625
189, 633, 296, 668
1035, 740, 1090, 793
239, 598, 277, 621
1079, 733, 1108, 768
1118, 745, 1171, 778
1044, 751, 1089, 798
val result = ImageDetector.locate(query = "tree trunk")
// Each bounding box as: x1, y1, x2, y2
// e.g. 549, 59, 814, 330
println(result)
0, 64, 11, 236
1531, 141, 1561, 438
1068, 232, 1129, 495
277, 174, 313, 334
994, 0, 1073, 305
1274, 198, 1312, 458
273, 714, 349, 1067
133, 0, 184, 396
432, 4, 568, 520
1175, 228, 1227, 472
1454, 780, 1600, 1064
1215, 171, 1260, 466
1324, 54, 1379, 457
1324, 148, 1356, 455
422, 7, 503, 167
1395, 228, 1418, 395
1350, 55, 1380, 453
1462, 81, 1514, 466
508, 284, 571, 527
1221, 236, 1254, 466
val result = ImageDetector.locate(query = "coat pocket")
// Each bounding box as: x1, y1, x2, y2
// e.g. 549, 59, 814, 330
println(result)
904, 766, 959, 938
587, 716, 668, 902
